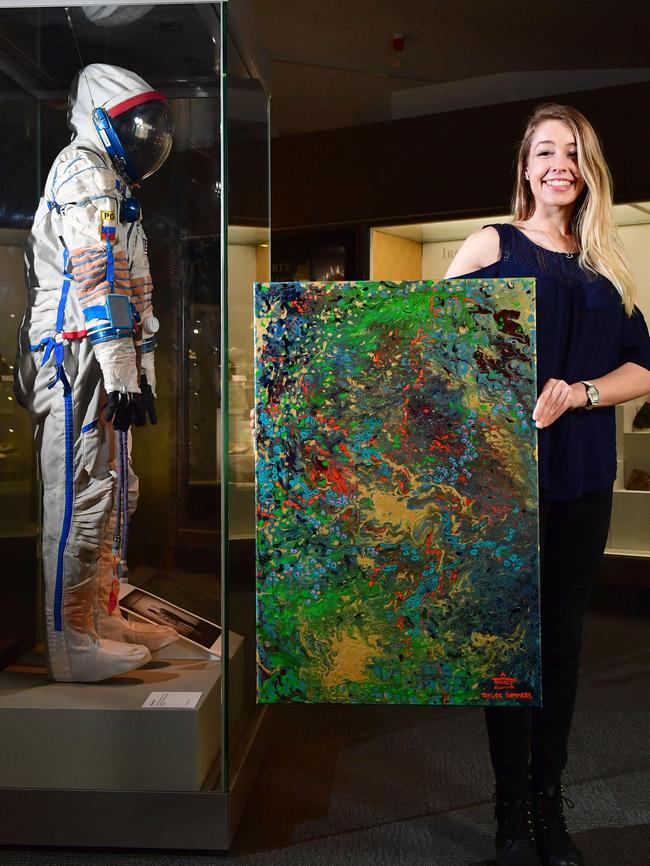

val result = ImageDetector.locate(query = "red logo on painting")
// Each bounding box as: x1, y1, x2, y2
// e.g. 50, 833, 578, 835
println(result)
482, 672, 532, 701
492, 672, 517, 690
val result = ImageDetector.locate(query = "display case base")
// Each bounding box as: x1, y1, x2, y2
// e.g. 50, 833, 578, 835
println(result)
0, 787, 231, 849
0, 632, 244, 792
0, 703, 269, 850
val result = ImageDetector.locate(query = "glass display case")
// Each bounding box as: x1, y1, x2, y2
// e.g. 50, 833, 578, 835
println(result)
0, 0, 269, 850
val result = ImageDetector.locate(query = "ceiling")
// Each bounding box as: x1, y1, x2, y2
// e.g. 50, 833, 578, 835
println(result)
0, 2, 646, 140
249, 0, 650, 136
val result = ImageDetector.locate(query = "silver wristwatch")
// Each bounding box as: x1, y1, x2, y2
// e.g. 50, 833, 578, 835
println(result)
580, 381, 599, 410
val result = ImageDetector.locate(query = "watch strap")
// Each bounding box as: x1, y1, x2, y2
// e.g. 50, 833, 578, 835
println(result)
580, 380, 599, 410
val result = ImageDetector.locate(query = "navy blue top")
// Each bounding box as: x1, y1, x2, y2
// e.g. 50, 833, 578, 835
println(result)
461, 223, 650, 499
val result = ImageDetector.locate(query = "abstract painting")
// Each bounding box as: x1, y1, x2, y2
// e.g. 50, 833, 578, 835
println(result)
255, 279, 540, 705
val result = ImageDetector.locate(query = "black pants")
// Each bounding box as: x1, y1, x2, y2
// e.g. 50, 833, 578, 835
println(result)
484, 490, 613, 797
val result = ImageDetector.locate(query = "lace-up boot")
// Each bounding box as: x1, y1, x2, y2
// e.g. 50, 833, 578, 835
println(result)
531, 784, 583, 866
494, 792, 542, 866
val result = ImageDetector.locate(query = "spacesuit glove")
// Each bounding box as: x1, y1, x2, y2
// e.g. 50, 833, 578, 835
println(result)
139, 375, 158, 425
104, 391, 142, 432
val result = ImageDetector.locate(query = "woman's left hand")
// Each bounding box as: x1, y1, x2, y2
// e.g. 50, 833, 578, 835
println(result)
532, 378, 586, 428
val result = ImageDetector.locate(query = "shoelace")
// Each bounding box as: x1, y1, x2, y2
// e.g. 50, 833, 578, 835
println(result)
493, 793, 535, 846
534, 785, 575, 832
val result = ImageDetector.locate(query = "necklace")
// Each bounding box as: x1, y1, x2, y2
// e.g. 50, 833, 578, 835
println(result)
522, 225, 578, 258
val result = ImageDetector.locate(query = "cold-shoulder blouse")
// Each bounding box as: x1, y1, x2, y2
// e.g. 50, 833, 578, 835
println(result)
461, 222, 650, 499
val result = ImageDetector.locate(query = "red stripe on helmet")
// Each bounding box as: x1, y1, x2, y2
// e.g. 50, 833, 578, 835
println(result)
107, 91, 168, 118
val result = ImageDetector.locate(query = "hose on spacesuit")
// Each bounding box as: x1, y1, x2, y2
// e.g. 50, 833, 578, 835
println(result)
111, 428, 130, 580
120, 429, 129, 567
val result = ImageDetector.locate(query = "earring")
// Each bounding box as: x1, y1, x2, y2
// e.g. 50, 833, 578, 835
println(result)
525, 171, 530, 180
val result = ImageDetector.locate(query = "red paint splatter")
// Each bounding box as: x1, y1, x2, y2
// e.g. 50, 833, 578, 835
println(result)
325, 463, 350, 494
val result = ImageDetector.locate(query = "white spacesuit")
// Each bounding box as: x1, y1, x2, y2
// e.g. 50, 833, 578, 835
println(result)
16, 64, 178, 682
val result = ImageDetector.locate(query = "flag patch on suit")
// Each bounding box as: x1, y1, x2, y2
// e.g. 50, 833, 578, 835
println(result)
100, 209, 116, 241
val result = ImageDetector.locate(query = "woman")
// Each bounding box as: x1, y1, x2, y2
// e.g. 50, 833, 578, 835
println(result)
444, 103, 650, 866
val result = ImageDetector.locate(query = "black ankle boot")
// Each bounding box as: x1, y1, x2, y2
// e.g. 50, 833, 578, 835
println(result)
531, 784, 583, 866
493, 793, 542, 866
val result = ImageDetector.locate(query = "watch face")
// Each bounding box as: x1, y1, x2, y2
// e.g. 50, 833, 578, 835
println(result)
587, 384, 599, 406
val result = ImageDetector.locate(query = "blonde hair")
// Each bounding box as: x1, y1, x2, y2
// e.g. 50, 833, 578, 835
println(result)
512, 103, 636, 314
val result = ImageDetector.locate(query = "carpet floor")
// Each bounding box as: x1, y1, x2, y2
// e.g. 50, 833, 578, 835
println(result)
1, 606, 648, 866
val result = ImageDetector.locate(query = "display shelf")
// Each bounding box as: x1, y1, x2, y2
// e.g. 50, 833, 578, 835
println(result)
608, 398, 650, 557
604, 547, 650, 557
620, 397, 650, 433
608, 397, 650, 557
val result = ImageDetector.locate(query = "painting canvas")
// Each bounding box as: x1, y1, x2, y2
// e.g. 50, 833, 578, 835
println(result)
255, 279, 540, 706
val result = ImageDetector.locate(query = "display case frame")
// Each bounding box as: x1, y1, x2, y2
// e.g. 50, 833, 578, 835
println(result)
0, 0, 270, 850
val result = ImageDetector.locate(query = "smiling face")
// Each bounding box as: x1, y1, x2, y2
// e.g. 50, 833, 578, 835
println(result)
525, 119, 586, 210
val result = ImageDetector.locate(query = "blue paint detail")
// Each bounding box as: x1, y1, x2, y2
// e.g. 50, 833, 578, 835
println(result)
56, 249, 71, 333
55, 165, 109, 194
29, 248, 72, 366
87, 327, 133, 346
30, 334, 63, 367
93, 107, 140, 185
106, 240, 114, 289
120, 196, 141, 223
83, 293, 135, 325
83, 305, 109, 321
140, 336, 157, 354
43, 246, 76, 633
51, 366, 74, 632
51, 155, 84, 197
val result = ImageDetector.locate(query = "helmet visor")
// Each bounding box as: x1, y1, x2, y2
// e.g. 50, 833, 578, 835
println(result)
111, 98, 173, 181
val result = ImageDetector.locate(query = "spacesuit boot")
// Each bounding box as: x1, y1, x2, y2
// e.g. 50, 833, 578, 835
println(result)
94, 548, 178, 652
48, 574, 152, 684
93, 437, 178, 652
94, 571, 178, 652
